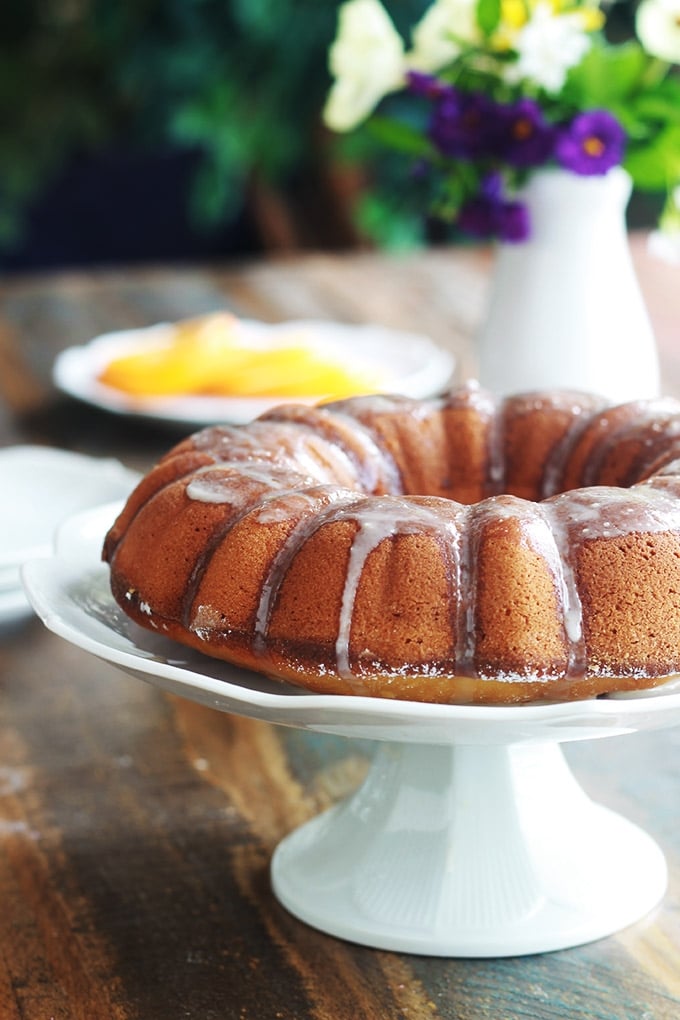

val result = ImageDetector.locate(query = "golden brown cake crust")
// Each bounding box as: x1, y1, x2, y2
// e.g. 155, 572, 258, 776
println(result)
104, 384, 680, 705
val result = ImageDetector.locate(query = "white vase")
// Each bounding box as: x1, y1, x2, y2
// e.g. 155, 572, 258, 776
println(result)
477, 167, 660, 402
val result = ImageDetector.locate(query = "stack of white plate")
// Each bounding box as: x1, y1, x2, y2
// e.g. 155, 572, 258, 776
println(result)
0, 446, 139, 627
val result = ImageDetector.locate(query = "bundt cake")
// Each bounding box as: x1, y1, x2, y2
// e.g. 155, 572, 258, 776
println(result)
103, 383, 680, 704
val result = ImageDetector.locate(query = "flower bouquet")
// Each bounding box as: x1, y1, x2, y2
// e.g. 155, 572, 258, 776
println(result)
323, 0, 680, 252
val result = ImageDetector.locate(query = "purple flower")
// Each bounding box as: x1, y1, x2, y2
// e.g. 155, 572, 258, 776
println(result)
458, 174, 531, 243
406, 71, 454, 101
479, 171, 504, 202
458, 196, 499, 238
555, 110, 626, 176
429, 90, 498, 159
496, 201, 530, 242
496, 99, 555, 168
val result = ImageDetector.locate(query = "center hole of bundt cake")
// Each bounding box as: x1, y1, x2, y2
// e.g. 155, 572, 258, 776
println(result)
395, 393, 652, 503
371, 397, 590, 503
292, 392, 662, 504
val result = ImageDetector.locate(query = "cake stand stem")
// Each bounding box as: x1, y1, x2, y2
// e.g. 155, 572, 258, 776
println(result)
271, 740, 667, 956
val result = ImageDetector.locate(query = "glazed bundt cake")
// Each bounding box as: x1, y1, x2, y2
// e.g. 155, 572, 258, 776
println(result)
103, 384, 680, 704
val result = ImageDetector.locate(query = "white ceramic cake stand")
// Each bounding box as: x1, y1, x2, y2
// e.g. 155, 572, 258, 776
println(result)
22, 502, 680, 958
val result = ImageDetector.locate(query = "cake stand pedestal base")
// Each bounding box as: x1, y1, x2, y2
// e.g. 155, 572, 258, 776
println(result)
271, 741, 667, 957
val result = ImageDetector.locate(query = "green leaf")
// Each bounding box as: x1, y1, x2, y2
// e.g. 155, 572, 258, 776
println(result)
189, 156, 246, 227
355, 193, 424, 250
476, 0, 501, 38
632, 90, 680, 127
613, 113, 653, 141
366, 117, 437, 159
564, 40, 648, 108
625, 124, 680, 191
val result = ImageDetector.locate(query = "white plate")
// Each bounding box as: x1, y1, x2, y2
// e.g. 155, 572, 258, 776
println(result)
0, 447, 138, 624
0, 446, 139, 569
21, 502, 680, 746
53, 320, 456, 426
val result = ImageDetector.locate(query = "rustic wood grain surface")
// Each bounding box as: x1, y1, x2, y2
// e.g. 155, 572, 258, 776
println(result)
0, 240, 678, 1019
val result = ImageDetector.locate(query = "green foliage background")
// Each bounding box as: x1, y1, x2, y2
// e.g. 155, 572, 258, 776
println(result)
0, 0, 429, 252
0, 1, 664, 255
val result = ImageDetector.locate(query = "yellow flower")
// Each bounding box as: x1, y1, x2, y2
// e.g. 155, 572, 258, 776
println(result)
576, 6, 605, 32
502, 0, 529, 30
492, 0, 528, 50
494, 0, 602, 53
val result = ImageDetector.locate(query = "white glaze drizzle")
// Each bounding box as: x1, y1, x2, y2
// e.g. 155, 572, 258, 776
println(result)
581, 400, 680, 486
456, 495, 577, 673
540, 399, 604, 497
328, 408, 405, 494
619, 416, 680, 483
187, 481, 352, 635
542, 483, 680, 675
190, 420, 357, 488
534, 498, 585, 665
253, 490, 332, 524
554, 484, 680, 537
186, 463, 316, 504
486, 394, 505, 493
279, 430, 359, 488
264, 401, 402, 494
332, 497, 460, 679
454, 502, 478, 674
252, 494, 361, 655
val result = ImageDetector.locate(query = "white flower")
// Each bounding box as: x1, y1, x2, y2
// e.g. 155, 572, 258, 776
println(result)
505, 2, 592, 93
636, 0, 680, 63
407, 0, 480, 72
323, 0, 406, 132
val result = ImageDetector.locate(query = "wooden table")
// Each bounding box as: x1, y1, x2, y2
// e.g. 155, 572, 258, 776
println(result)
0, 241, 679, 1018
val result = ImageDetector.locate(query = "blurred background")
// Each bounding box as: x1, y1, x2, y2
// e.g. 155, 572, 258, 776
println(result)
0, 0, 656, 274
